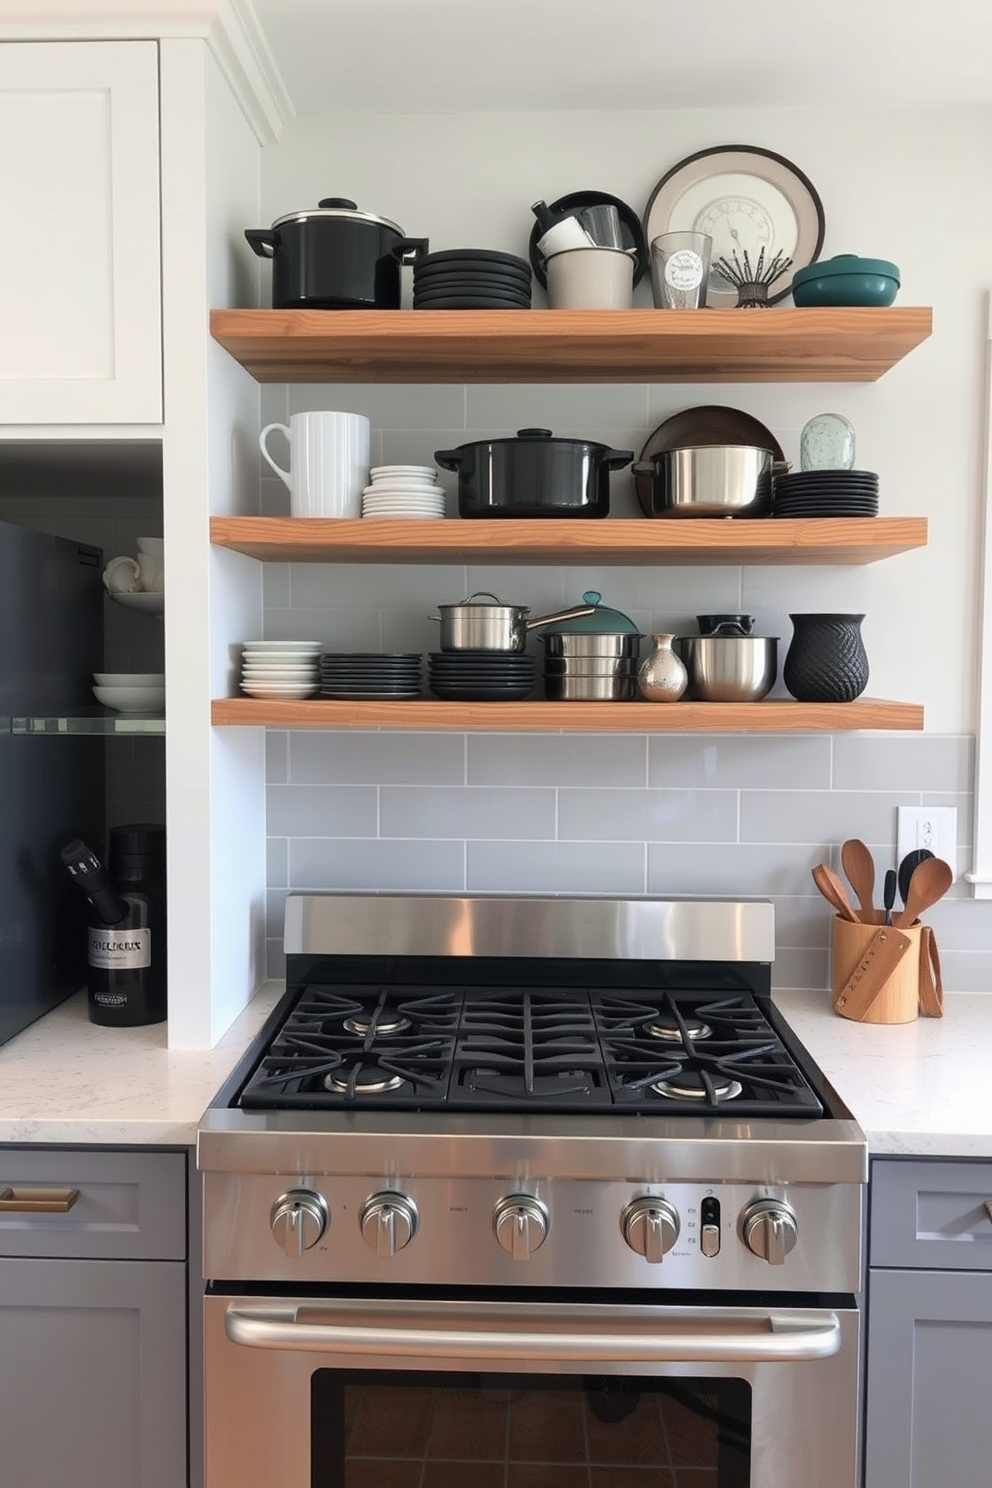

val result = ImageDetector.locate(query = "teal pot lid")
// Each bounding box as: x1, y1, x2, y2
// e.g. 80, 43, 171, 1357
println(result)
541, 590, 641, 635
792, 254, 900, 287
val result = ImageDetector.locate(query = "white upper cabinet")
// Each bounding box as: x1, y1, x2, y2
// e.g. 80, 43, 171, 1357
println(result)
0, 41, 161, 425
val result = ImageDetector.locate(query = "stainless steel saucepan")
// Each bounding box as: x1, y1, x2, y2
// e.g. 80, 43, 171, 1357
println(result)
430, 592, 595, 652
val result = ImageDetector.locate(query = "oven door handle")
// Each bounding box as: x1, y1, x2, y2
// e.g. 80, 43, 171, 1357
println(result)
224, 1305, 842, 1363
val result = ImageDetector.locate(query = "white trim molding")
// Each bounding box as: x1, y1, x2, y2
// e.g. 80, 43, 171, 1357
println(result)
966, 288, 992, 897
0, 0, 293, 143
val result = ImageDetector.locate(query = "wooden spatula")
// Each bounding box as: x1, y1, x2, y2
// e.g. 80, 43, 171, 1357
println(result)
893, 856, 953, 929
840, 838, 876, 921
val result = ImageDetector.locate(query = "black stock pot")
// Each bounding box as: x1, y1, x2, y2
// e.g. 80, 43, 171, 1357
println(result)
245, 197, 427, 309
434, 428, 634, 519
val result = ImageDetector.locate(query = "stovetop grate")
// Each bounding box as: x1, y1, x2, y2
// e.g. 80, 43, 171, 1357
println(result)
237, 985, 824, 1118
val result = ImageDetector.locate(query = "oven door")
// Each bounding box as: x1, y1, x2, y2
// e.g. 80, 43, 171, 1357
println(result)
204, 1292, 860, 1488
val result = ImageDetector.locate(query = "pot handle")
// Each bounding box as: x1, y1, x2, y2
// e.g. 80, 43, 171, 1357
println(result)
603, 448, 635, 470
318, 198, 359, 209
631, 460, 654, 475
392, 236, 430, 264
524, 603, 597, 632
245, 228, 278, 259
710, 620, 751, 637
433, 447, 463, 471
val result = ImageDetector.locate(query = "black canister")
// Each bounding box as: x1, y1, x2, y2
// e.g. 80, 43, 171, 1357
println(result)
62, 826, 167, 1027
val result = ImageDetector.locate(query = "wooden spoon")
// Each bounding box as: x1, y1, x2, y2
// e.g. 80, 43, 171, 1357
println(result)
893, 856, 953, 929
811, 863, 861, 922
840, 838, 876, 921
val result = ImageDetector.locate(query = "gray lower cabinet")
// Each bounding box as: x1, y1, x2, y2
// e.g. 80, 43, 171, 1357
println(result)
0, 1146, 192, 1488
864, 1157, 992, 1487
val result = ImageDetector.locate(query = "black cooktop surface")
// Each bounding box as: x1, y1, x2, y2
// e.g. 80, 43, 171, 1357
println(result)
237, 982, 824, 1118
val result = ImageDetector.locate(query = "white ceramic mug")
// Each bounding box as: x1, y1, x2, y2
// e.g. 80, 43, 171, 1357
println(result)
545, 246, 634, 310
136, 536, 164, 592
259, 410, 371, 518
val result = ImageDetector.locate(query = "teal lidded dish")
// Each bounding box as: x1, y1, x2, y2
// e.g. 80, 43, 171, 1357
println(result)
791, 254, 900, 308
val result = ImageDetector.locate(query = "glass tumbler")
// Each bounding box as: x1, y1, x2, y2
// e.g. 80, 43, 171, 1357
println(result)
650, 232, 713, 309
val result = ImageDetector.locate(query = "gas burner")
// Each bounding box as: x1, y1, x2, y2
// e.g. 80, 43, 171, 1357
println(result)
324, 1064, 405, 1095
645, 1014, 712, 1043
652, 1071, 743, 1103
342, 1011, 412, 1037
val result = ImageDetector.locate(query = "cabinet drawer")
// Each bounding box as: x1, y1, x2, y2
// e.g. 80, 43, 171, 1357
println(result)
0, 1148, 187, 1261
870, 1157, 992, 1271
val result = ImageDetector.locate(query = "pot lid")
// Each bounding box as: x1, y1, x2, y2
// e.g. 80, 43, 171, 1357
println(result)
539, 590, 640, 635
792, 254, 900, 286
271, 197, 404, 235
475, 427, 615, 451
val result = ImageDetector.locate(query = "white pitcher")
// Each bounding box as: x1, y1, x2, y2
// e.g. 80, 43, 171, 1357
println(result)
260, 410, 371, 518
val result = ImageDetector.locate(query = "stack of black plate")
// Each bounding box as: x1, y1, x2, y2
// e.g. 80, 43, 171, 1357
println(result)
773, 469, 880, 518
413, 249, 532, 311
428, 651, 537, 700
319, 653, 422, 700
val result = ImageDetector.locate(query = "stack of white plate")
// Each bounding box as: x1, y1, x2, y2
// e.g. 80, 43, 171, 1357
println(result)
240, 640, 322, 699
362, 464, 447, 519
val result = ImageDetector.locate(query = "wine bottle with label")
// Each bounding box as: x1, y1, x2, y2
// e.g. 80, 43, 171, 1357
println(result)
60, 825, 167, 1027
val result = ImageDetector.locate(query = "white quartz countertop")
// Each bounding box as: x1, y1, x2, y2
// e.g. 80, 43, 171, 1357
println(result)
774, 989, 992, 1158
0, 987, 282, 1146
1, 985, 991, 1155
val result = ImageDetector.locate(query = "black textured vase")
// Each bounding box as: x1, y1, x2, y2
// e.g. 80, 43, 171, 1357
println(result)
783, 613, 869, 702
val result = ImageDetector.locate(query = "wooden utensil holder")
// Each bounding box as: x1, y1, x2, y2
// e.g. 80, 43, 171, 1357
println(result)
831, 912, 921, 1023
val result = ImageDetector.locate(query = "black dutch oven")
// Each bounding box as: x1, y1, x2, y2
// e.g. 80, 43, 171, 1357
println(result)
434, 428, 634, 519
245, 197, 428, 310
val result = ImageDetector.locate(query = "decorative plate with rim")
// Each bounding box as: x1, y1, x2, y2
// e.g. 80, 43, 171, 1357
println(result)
643, 145, 825, 308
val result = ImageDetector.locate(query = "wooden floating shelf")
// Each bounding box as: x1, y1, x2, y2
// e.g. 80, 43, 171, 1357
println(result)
211, 515, 928, 567
212, 697, 924, 734
209, 307, 933, 384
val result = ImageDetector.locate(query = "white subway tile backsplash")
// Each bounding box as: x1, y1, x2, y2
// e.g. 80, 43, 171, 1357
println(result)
289, 837, 465, 891
289, 731, 464, 785
289, 381, 466, 429
739, 789, 916, 845
833, 734, 973, 793
468, 733, 647, 787
771, 948, 831, 993
290, 561, 458, 609
467, 840, 646, 894
268, 784, 378, 837
647, 842, 826, 895
266, 838, 288, 887
381, 786, 556, 840
929, 952, 992, 994
464, 383, 648, 433
559, 787, 737, 843
265, 731, 288, 783
648, 735, 832, 790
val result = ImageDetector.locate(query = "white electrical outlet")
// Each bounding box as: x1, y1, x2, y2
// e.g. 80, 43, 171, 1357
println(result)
896, 806, 957, 877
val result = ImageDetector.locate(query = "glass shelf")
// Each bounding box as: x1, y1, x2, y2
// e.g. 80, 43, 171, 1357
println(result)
8, 710, 165, 736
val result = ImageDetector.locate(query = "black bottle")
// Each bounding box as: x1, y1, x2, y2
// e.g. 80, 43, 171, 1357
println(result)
61, 825, 167, 1027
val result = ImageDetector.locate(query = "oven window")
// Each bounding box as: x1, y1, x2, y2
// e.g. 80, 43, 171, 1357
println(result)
312, 1370, 751, 1487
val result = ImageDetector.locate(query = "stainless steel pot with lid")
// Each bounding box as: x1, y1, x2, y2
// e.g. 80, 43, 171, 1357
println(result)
429, 592, 596, 652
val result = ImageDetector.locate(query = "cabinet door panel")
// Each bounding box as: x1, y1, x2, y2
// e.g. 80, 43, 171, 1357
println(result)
0, 41, 161, 423
0, 1255, 186, 1488
0, 1147, 187, 1260
870, 1157, 992, 1270
865, 1267, 992, 1487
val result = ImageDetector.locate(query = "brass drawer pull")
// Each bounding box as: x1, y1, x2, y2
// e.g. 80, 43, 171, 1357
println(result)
0, 1186, 80, 1213
985, 1200, 992, 1227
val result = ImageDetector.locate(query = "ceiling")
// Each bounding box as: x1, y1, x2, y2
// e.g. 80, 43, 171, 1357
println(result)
247, 0, 992, 116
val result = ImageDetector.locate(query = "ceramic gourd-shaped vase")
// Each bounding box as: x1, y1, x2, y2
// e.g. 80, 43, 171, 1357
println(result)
638, 632, 688, 702
783, 613, 869, 702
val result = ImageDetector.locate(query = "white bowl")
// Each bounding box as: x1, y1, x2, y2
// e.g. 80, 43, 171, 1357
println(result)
93, 684, 166, 712
94, 672, 166, 685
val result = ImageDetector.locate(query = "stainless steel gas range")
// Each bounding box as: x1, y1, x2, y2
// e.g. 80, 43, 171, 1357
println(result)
198, 894, 866, 1488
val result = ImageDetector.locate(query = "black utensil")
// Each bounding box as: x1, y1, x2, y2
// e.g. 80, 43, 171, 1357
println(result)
882, 868, 897, 925
897, 848, 935, 906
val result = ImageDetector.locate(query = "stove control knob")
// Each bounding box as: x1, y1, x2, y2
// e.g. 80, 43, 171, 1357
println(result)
493, 1194, 549, 1261
621, 1196, 680, 1263
270, 1189, 328, 1257
741, 1199, 798, 1266
360, 1191, 418, 1258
